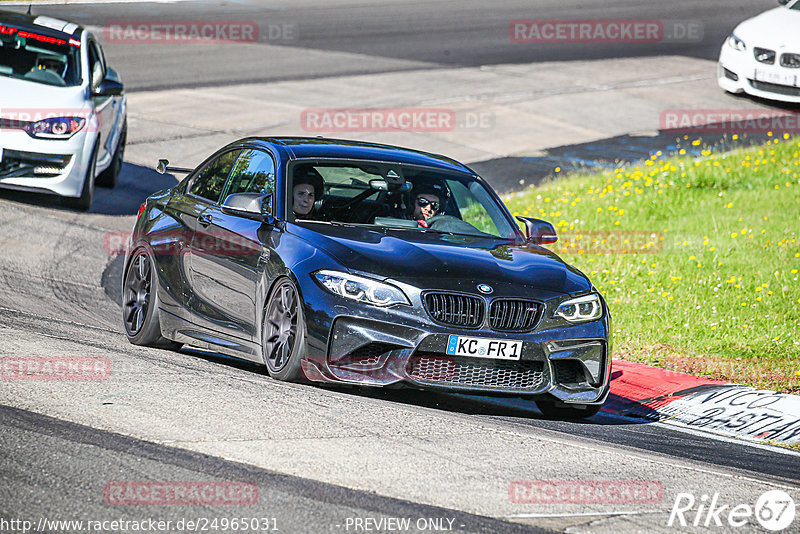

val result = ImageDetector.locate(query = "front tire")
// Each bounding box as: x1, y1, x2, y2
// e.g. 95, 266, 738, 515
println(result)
122, 248, 181, 349
262, 278, 306, 382
536, 400, 602, 420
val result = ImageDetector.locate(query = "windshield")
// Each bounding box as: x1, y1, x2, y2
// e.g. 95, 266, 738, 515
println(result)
288, 160, 520, 240
0, 24, 81, 87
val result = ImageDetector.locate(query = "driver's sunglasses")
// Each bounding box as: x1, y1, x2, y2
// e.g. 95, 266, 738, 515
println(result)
416, 197, 440, 211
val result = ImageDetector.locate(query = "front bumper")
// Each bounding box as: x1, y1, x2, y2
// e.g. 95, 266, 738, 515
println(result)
297, 276, 611, 405
718, 44, 800, 103
0, 130, 94, 198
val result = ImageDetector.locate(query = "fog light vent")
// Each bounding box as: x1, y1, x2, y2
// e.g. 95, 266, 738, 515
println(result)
552, 360, 587, 386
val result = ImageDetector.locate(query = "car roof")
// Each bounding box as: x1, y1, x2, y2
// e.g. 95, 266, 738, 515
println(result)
241, 136, 476, 175
0, 10, 84, 39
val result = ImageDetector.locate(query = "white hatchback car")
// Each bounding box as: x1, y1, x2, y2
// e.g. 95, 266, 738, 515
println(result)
0, 11, 127, 210
718, 0, 800, 104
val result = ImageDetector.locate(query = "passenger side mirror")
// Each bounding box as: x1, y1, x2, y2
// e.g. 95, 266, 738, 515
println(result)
156, 159, 193, 174
778, 0, 790, 5
221, 193, 274, 222
516, 216, 558, 245
92, 78, 124, 97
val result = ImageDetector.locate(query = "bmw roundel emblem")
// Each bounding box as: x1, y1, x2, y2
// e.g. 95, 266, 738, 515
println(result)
477, 284, 493, 294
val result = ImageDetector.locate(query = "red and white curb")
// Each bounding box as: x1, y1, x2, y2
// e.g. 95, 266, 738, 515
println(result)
467, 359, 800, 448
606, 360, 800, 446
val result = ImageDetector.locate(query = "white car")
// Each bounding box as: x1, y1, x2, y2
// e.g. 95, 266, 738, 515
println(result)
718, 0, 800, 104
0, 11, 127, 210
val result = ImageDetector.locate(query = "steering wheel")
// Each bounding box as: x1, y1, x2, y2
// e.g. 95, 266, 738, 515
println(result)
423, 214, 448, 226
424, 215, 486, 236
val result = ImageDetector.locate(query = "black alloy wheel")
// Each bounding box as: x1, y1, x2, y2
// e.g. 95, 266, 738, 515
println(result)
123, 250, 152, 336
263, 279, 306, 381
122, 248, 181, 349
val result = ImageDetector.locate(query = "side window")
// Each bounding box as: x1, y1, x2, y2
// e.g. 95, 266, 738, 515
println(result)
222, 149, 276, 202
448, 180, 501, 236
189, 150, 240, 203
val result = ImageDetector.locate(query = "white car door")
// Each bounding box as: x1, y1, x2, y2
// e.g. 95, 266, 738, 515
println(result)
86, 37, 116, 169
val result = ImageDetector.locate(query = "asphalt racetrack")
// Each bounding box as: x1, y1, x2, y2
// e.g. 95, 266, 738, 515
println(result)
1, 1, 799, 533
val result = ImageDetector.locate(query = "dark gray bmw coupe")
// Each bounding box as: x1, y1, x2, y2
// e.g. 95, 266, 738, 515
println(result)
123, 137, 611, 418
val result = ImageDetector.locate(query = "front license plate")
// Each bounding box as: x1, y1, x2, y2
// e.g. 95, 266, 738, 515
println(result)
754, 68, 799, 87
445, 335, 522, 360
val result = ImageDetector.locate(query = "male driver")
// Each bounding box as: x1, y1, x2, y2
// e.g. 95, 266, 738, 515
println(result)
411, 190, 441, 228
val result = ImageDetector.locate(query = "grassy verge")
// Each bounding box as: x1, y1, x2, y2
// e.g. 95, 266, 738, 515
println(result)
504, 134, 800, 394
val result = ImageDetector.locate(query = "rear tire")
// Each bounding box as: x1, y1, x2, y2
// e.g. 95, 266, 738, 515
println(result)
122, 248, 182, 349
262, 278, 306, 382
536, 400, 602, 420
96, 119, 126, 188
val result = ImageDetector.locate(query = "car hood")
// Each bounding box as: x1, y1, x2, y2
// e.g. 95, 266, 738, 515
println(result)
0, 76, 88, 118
289, 223, 592, 298
734, 7, 800, 48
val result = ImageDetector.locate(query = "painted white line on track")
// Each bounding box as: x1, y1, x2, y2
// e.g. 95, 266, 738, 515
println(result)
464, 393, 800, 457
656, 420, 800, 457
508, 511, 657, 518
599, 410, 800, 458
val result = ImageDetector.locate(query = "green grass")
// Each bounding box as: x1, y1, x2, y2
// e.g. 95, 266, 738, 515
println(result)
503, 134, 800, 393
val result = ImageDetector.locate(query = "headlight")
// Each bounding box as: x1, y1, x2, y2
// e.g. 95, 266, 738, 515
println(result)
25, 117, 85, 139
314, 270, 410, 307
727, 33, 746, 52
554, 294, 603, 323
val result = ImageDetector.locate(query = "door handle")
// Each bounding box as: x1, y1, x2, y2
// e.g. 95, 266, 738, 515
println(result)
198, 214, 212, 227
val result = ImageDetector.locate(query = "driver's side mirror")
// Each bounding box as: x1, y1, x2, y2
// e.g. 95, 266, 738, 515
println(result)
221, 193, 274, 222
779, 0, 790, 5
92, 78, 124, 97
516, 216, 558, 245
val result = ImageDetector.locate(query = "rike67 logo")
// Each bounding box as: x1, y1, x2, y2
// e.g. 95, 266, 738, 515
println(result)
668, 490, 796, 531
